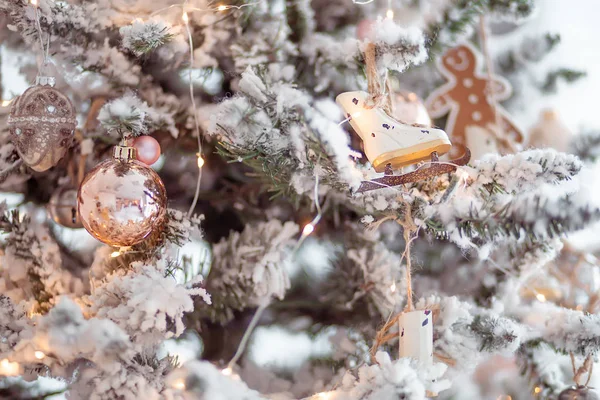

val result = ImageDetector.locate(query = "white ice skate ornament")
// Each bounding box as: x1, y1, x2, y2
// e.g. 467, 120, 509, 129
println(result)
336, 91, 452, 173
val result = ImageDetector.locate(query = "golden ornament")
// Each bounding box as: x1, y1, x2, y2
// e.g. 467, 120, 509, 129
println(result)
7, 77, 77, 172
77, 144, 167, 247
47, 186, 83, 229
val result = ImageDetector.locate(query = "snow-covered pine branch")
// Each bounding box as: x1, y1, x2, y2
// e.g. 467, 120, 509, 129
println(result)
425, 149, 597, 246
317, 226, 406, 321
202, 220, 299, 324
89, 260, 210, 350
97, 92, 178, 137
120, 19, 175, 57
313, 351, 450, 400
210, 65, 363, 191
541, 307, 600, 357
570, 130, 600, 163
417, 296, 522, 370
0, 208, 83, 313
425, 0, 535, 53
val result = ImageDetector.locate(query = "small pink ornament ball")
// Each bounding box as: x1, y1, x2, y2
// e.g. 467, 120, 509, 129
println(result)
133, 135, 161, 165
357, 19, 374, 41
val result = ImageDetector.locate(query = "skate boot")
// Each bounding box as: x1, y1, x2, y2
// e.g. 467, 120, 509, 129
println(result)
336, 91, 452, 172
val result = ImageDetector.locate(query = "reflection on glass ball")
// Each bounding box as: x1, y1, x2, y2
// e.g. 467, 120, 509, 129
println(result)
77, 158, 167, 247
48, 186, 83, 229
8, 83, 76, 172
558, 386, 599, 400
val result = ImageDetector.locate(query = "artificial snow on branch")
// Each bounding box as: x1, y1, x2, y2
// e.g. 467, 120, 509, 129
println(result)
313, 351, 450, 400
203, 219, 299, 324
89, 260, 210, 349
318, 225, 406, 320
120, 18, 175, 57
97, 92, 178, 137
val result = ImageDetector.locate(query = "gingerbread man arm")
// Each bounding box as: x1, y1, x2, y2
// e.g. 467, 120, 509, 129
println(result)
488, 76, 513, 101
425, 87, 453, 119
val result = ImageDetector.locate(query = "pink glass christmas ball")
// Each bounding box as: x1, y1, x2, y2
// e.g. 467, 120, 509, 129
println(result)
133, 135, 161, 165
357, 19, 374, 41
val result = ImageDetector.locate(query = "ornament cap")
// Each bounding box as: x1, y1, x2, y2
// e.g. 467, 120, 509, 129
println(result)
113, 145, 137, 161
35, 76, 56, 87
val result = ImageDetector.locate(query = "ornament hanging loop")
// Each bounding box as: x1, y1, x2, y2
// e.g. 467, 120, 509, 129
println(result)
571, 353, 595, 387
31, 0, 52, 78
364, 42, 394, 115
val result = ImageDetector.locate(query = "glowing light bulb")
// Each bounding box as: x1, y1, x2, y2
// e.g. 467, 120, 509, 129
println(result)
534, 387, 541, 394
34, 351, 45, 360
0, 359, 19, 376
222, 367, 233, 376
172, 378, 186, 390
197, 155, 205, 168
302, 223, 314, 236
1, 99, 12, 107
217, 4, 228, 11
390, 281, 396, 293
110, 251, 121, 258
536, 293, 546, 302
30, 0, 37, 6
182, 12, 189, 24
386, 9, 394, 19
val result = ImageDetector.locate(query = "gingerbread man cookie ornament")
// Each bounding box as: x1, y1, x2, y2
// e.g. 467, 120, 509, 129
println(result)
425, 43, 523, 160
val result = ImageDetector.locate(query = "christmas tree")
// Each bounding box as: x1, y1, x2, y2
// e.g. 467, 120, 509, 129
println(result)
0, 0, 598, 399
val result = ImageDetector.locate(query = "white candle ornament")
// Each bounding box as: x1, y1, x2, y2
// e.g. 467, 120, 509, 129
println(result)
398, 309, 433, 365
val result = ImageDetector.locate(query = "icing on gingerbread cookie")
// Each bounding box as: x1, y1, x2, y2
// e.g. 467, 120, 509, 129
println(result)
425, 43, 523, 159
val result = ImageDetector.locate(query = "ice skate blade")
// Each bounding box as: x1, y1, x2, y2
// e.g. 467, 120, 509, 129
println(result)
372, 139, 452, 172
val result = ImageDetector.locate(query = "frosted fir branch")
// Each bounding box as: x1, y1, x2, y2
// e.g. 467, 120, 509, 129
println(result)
97, 92, 177, 137
419, 296, 522, 369
541, 307, 600, 357
570, 131, 600, 163
467, 149, 582, 194
427, 192, 600, 245
517, 341, 573, 398
497, 33, 561, 75
70, 40, 142, 87
69, 353, 177, 400
120, 19, 174, 57
203, 220, 299, 324
366, 18, 428, 73
316, 351, 450, 400
0, 296, 32, 357
167, 360, 266, 399
98, 93, 146, 135
0, 0, 113, 48
426, 0, 535, 53
0, 209, 80, 313
230, 11, 297, 72
286, 0, 316, 42
90, 209, 203, 282
318, 226, 406, 320
541, 68, 587, 93
470, 315, 520, 352
211, 66, 362, 192
13, 297, 133, 371
424, 150, 593, 246
89, 260, 210, 349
